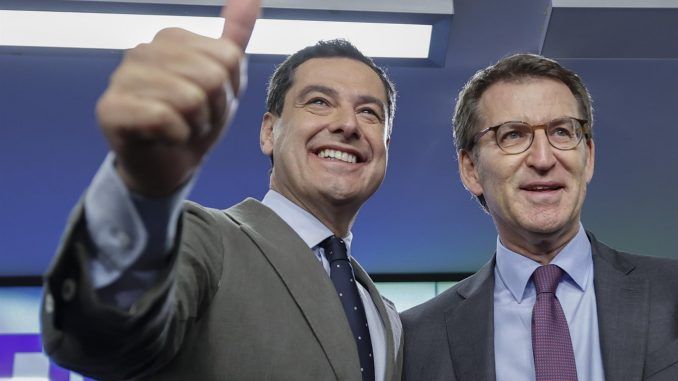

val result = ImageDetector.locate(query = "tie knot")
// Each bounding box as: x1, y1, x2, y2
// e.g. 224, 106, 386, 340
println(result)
320, 235, 348, 262
532, 264, 564, 294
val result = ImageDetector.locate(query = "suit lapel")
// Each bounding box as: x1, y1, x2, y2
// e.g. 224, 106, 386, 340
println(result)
445, 259, 496, 381
352, 260, 398, 381
225, 199, 361, 380
589, 232, 649, 381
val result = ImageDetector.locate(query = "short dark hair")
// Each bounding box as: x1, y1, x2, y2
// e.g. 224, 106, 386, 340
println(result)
453, 53, 594, 209
266, 39, 396, 132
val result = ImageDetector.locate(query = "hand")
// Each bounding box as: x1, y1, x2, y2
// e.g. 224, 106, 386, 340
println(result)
96, 0, 260, 197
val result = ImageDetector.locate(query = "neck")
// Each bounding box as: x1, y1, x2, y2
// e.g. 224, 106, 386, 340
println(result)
270, 185, 359, 238
498, 223, 580, 265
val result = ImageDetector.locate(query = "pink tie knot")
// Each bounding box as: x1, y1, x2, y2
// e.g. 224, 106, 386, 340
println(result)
533, 264, 564, 294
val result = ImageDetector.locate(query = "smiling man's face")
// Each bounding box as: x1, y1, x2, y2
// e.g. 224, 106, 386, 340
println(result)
459, 77, 594, 254
260, 57, 390, 221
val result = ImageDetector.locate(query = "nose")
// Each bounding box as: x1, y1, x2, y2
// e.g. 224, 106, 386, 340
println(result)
525, 129, 556, 172
328, 106, 361, 140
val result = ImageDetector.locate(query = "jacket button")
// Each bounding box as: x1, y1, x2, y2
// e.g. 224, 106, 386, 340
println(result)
61, 278, 77, 301
44, 292, 54, 314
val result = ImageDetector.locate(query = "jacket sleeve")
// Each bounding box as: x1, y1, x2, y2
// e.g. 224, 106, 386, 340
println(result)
41, 201, 225, 381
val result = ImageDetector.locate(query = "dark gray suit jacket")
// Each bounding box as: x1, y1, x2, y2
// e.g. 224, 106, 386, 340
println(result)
401, 232, 678, 381
41, 198, 402, 380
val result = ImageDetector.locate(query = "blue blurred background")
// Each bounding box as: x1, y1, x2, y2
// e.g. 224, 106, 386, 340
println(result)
1, 1, 677, 379
2, 0, 677, 279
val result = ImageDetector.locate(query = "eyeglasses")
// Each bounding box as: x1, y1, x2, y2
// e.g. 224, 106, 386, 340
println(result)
470, 117, 589, 154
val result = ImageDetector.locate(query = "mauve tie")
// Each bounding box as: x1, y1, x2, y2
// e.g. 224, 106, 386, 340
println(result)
532, 264, 578, 381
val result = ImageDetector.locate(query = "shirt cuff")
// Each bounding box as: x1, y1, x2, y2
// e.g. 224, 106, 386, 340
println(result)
84, 153, 195, 289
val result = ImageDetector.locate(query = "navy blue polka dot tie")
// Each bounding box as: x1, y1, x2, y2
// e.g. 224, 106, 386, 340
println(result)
320, 236, 375, 381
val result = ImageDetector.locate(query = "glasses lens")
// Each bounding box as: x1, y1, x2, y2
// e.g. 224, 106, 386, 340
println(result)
496, 123, 532, 153
547, 118, 583, 149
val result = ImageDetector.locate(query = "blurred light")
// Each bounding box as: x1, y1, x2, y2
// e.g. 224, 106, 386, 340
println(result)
0, 10, 432, 58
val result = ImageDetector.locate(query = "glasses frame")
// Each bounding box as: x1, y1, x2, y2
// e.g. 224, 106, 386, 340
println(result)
469, 117, 590, 154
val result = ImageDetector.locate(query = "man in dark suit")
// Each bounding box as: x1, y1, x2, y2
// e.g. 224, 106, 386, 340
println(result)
40, 1, 402, 380
401, 54, 678, 381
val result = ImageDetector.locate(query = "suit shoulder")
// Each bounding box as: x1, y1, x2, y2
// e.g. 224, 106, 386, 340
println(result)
595, 237, 678, 290
183, 200, 224, 218
617, 250, 678, 285
400, 280, 464, 326
181, 200, 242, 232
592, 234, 678, 283
619, 250, 678, 267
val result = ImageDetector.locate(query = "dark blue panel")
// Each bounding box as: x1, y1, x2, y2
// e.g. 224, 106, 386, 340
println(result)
543, 7, 678, 58
1, 2, 678, 277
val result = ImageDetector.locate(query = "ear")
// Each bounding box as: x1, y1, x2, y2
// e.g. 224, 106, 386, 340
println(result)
384, 122, 392, 147
260, 112, 275, 156
459, 149, 484, 197
584, 138, 595, 183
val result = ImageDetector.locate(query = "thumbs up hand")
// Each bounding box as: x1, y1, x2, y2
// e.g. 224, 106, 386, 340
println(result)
97, 0, 260, 197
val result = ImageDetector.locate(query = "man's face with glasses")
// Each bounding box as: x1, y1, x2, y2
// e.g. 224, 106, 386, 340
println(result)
459, 78, 595, 256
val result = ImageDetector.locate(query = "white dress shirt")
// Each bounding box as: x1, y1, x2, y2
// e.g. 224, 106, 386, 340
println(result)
493, 224, 605, 381
261, 190, 386, 381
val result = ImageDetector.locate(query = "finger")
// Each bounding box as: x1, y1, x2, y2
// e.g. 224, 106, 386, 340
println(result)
127, 40, 231, 98
208, 80, 228, 128
111, 64, 212, 134
161, 38, 243, 99
150, 28, 244, 101
98, 93, 191, 144
221, 0, 260, 50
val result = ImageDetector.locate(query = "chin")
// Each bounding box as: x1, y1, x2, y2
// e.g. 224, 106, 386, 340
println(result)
513, 204, 565, 233
525, 221, 563, 236
322, 184, 378, 208
321, 188, 362, 205
523, 212, 578, 237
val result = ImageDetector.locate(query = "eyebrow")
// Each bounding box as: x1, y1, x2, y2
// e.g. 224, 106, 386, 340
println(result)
356, 94, 387, 112
296, 85, 338, 101
296, 84, 387, 112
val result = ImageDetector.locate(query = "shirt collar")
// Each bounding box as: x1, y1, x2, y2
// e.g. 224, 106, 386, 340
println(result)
495, 223, 592, 303
261, 190, 353, 253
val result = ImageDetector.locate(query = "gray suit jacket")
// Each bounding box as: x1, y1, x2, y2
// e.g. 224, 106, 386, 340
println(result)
41, 198, 403, 380
401, 232, 678, 381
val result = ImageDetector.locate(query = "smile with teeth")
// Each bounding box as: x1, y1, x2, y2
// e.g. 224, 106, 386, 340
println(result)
317, 149, 358, 164
523, 185, 562, 191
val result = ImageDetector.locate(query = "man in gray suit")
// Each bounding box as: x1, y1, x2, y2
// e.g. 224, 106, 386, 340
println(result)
402, 54, 678, 381
40, 1, 401, 380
